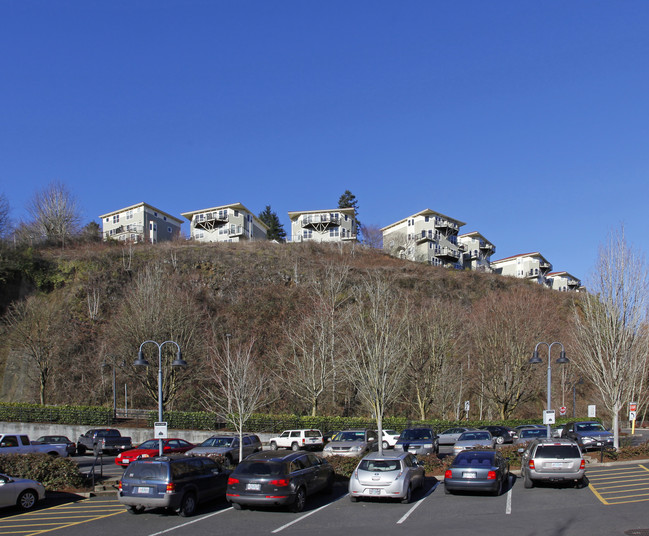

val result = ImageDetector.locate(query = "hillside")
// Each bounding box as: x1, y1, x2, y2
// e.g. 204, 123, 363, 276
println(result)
0, 240, 576, 420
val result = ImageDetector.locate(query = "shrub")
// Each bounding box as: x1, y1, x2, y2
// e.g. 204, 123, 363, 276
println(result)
417, 453, 454, 475
601, 441, 649, 462
0, 454, 84, 490
325, 455, 360, 479
498, 445, 522, 469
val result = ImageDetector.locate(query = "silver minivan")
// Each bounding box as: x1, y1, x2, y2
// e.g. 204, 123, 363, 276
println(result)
519, 438, 586, 488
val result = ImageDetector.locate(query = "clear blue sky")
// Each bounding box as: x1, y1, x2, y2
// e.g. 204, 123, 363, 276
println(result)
2, 1, 648, 282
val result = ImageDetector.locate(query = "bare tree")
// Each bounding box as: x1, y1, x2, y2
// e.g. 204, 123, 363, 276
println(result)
110, 263, 204, 411
0, 193, 11, 240
404, 300, 462, 420
469, 287, 558, 419
571, 227, 649, 448
26, 181, 81, 248
202, 337, 270, 463
361, 224, 383, 249
3, 294, 65, 404
341, 274, 408, 455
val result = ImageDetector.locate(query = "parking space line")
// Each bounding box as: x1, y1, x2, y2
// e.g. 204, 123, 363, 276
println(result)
271, 493, 349, 534
396, 481, 439, 525
146, 507, 232, 536
506, 486, 512, 515
587, 464, 649, 505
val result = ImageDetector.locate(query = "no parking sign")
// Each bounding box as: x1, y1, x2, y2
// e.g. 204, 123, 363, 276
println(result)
559, 406, 567, 416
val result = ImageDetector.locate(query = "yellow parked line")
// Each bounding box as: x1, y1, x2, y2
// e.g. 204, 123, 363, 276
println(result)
587, 464, 649, 505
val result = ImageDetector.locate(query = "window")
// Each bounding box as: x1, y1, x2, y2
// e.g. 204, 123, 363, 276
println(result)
154, 212, 158, 217
113, 215, 119, 223
425, 216, 429, 222
163, 216, 167, 221
105, 217, 109, 222
167, 226, 172, 233
126, 210, 133, 220
234, 210, 239, 217
329, 227, 339, 237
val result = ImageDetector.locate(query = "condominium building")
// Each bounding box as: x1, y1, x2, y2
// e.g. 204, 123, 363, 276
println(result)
547, 271, 582, 292
99, 202, 182, 243
491, 252, 553, 285
457, 231, 496, 272
381, 209, 465, 268
288, 208, 357, 243
181, 203, 268, 243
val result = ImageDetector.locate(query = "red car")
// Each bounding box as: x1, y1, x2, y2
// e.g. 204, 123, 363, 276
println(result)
115, 438, 195, 466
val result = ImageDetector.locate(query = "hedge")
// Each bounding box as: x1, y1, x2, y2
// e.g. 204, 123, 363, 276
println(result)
0, 453, 85, 490
0, 403, 114, 426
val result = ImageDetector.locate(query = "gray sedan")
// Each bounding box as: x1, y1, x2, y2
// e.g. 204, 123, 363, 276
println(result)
444, 450, 509, 495
452, 431, 495, 455
349, 451, 425, 503
0, 473, 45, 511
438, 427, 476, 446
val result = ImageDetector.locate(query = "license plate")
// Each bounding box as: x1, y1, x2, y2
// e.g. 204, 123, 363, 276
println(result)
552, 463, 563, 468
246, 483, 261, 491
595, 442, 602, 446
462, 472, 476, 479
368, 488, 380, 495
136, 487, 150, 494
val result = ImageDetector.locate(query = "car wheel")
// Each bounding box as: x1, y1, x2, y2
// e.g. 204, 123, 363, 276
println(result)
350, 496, 359, 502
291, 487, 306, 512
444, 485, 452, 495
17, 490, 38, 511
231, 502, 243, 510
493, 477, 503, 496
496, 436, 505, 445
575, 476, 587, 489
325, 474, 335, 493
126, 505, 144, 515
401, 485, 412, 504
270, 441, 278, 450
178, 493, 197, 517
523, 470, 534, 489
291, 442, 299, 452
77, 445, 86, 456
382, 441, 389, 450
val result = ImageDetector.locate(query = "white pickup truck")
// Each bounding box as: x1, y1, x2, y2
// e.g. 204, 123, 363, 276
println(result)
0, 434, 69, 457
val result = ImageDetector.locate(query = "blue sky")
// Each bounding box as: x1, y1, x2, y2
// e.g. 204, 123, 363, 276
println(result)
2, 1, 648, 282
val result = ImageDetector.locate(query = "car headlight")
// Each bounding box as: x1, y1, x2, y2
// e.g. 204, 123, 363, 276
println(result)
351, 446, 362, 451
423, 444, 433, 449
582, 437, 595, 444
140, 454, 150, 458
324, 445, 332, 452
394, 445, 403, 451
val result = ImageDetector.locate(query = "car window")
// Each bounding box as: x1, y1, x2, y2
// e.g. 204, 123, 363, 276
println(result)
298, 455, 312, 468
338, 432, 365, 441
290, 431, 301, 438
202, 437, 233, 447
454, 452, 494, 466
459, 432, 490, 441
307, 454, 322, 466
305, 430, 321, 438
243, 437, 251, 446
290, 459, 306, 473
404, 455, 414, 467
281, 432, 290, 438
126, 462, 168, 480
576, 423, 606, 432
0, 436, 18, 448
236, 461, 285, 476
535, 445, 581, 458
400, 429, 433, 441
359, 459, 400, 472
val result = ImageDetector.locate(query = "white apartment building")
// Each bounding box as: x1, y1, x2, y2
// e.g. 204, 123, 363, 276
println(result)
288, 208, 357, 243
457, 231, 496, 272
381, 209, 465, 268
99, 202, 182, 243
491, 252, 553, 285
181, 203, 268, 243
547, 271, 582, 292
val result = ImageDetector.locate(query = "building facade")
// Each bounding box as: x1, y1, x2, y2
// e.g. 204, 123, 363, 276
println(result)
288, 208, 357, 243
181, 203, 268, 243
491, 252, 553, 285
457, 231, 496, 272
99, 202, 182, 243
546, 271, 582, 292
381, 209, 465, 268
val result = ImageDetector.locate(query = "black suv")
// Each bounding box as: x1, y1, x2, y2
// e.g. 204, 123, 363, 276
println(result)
118, 455, 228, 516
226, 450, 334, 512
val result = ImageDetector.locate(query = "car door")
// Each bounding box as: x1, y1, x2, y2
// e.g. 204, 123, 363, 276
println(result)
306, 453, 328, 491
291, 456, 317, 495
278, 431, 291, 448
200, 458, 228, 500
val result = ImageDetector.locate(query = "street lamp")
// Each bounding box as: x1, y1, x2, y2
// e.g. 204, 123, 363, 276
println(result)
134, 340, 187, 456
530, 342, 569, 438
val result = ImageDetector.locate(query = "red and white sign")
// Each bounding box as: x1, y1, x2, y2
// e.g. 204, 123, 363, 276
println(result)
559, 406, 567, 416
630, 402, 638, 412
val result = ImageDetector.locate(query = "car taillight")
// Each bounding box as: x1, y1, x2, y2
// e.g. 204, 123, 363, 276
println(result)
528, 460, 535, 470
118, 480, 122, 491
302, 438, 305, 444
487, 471, 496, 480
270, 479, 289, 487
228, 477, 239, 485
580, 459, 585, 469
166, 482, 175, 492
444, 470, 452, 479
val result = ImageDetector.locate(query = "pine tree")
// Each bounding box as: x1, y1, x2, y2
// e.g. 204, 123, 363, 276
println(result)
338, 190, 361, 237
258, 205, 286, 242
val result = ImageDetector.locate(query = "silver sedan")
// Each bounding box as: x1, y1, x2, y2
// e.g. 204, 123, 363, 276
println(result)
452, 431, 495, 455
349, 451, 425, 504
0, 474, 45, 511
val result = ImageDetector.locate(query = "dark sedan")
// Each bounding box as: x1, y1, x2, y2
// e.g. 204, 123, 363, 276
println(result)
444, 450, 509, 496
478, 425, 517, 445
226, 450, 334, 512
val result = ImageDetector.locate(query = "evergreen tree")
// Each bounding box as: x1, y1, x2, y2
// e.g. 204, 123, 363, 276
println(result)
338, 189, 361, 237
258, 205, 286, 242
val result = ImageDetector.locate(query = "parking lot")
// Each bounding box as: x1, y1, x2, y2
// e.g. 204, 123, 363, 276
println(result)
3, 463, 649, 536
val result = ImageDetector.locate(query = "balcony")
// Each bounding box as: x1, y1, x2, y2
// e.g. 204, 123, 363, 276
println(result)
434, 247, 461, 260
193, 211, 229, 231
301, 213, 341, 228
434, 218, 459, 232
416, 230, 440, 244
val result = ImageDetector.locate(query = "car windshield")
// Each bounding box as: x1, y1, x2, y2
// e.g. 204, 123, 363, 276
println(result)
137, 440, 159, 449
305, 431, 321, 438
535, 445, 581, 458
124, 462, 168, 481
520, 429, 547, 438
400, 429, 432, 440
459, 432, 490, 441
235, 461, 285, 476
337, 432, 365, 441
201, 437, 234, 447
358, 459, 400, 472
575, 423, 606, 432
453, 452, 494, 467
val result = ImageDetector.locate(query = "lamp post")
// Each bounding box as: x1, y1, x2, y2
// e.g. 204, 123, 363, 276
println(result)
134, 340, 187, 456
530, 342, 569, 438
